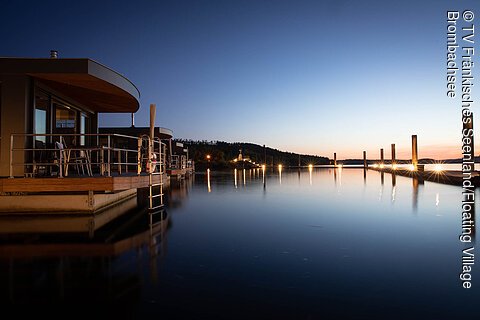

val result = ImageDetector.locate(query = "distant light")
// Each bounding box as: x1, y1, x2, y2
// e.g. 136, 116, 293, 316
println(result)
308, 164, 313, 169
206, 154, 211, 160
261, 164, 266, 170
337, 164, 343, 169
392, 164, 397, 170
372, 164, 378, 168
408, 164, 416, 171
233, 159, 237, 162
278, 164, 282, 170
379, 164, 384, 169
434, 164, 443, 172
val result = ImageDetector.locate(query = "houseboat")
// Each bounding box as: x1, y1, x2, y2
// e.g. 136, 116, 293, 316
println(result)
0, 52, 164, 233
100, 125, 194, 179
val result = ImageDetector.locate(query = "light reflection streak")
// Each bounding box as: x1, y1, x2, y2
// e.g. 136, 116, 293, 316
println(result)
207, 169, 211, 193
309, 166, 313, 185
234, 169, 237, 188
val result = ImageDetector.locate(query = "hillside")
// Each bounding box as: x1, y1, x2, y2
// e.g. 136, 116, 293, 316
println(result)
176, 140, 330, 169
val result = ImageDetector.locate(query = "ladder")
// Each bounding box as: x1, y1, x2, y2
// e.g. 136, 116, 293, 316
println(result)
147, 136, 165, 223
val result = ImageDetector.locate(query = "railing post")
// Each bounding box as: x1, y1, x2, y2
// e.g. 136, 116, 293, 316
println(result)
59, 135, 63, 178
9, 134, 14, 178
107, 135, 111, 177
137, 137, 142, 175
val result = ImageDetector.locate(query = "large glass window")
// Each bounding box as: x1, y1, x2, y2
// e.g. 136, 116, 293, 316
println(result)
80, 113, 87, 145
34, 91, 49, 144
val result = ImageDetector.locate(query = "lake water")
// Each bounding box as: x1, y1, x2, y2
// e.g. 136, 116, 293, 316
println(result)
1, 168, 479, 319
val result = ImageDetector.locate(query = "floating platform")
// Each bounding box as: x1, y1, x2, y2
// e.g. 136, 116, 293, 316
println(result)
0, 193, 138, 235
0, 173, 168, 214
369, 167, 480, 187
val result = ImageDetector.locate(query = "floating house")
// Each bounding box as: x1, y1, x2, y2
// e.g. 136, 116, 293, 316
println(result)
0, 53, 164, 228
100, 125, 193, 178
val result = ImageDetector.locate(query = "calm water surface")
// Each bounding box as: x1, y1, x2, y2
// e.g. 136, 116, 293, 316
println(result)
1, 168, 479, 319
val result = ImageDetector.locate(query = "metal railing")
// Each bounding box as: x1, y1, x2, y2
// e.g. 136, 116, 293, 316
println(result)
9, 133, 166, 178
170, 154, 194, 170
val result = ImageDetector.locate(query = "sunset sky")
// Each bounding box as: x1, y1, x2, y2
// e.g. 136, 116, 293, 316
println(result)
1, 0, 478, 159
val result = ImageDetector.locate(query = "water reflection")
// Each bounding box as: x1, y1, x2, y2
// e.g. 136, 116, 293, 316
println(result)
234, 168, 238, 188
1, 168, 476, 318
412, 176, 421, 211
0, 210, 170, 306
309, 166, 313, 185
207, 168, 211, 192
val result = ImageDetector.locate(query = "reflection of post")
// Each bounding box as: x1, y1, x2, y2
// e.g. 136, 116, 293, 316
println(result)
150, 232, 158, 284
392, 173, 396, 187
309, 166, 313, 185
363, 151, 367, 169
333, 169, 337, 185
207, 168, 211, 192
234, 168, 237, 188
381, 171, 384, 185
363, 168, 367, 184
412, 176, 419, 211
262, 166, 266, 189
412, 135, 418, 170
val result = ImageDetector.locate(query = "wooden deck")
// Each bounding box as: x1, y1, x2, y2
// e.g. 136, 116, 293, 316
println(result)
369, 167, 480, 186
0, 173, 165, 193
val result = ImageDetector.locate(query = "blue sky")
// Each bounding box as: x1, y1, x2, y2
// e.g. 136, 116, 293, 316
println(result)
1, 0, 478, 159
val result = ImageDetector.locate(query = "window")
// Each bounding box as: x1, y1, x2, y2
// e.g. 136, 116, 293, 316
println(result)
34, 91, 49, 144
80, 113, 87, 145
55, 104, 76, 129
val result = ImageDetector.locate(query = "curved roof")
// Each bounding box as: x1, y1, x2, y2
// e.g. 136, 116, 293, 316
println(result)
0, 58, 140, 113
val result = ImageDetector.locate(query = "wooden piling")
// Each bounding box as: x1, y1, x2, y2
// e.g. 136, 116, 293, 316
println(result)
149, 104, 156, 141
391, 143, 396, 166
334, 153, 337, 167
412, 135, 418, 170
380, 148, 384, 166
264, 145, 267, 167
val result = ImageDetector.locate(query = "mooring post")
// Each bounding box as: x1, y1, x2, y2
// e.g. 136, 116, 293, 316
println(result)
412, 135, 418, 170
264, 144, 266, 167
334, 153, 337, 167
391, 143, 396, 167
380, 148, 384, 166
363, 151, 367, 169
